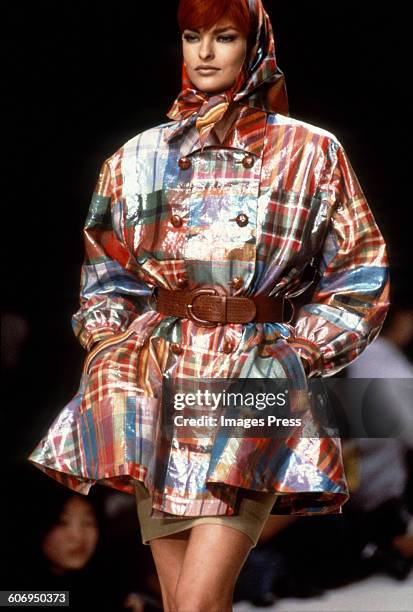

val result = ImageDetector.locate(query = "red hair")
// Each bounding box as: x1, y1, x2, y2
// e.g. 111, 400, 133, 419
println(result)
177, 0, 251, 39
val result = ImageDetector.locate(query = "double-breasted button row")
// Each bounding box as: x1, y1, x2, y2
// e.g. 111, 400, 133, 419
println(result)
242, 154, 255, 169
172, 211, 248, 230
178, 156, 191, 170
171, 214, 183, 227
179, 154, 255, 171
235, 213, 249, 227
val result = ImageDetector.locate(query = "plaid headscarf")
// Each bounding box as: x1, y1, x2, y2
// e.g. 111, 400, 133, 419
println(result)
165, 0, 289, 147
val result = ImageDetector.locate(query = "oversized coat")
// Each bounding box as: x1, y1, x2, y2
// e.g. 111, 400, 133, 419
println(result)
28, 4, 389, 519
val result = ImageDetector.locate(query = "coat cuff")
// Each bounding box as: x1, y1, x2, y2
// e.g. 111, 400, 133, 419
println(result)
287, 337, 324, 377
80, 327, 118, 351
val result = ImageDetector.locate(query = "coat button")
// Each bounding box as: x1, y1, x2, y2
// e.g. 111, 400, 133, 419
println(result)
235, 213, 248, 227
171, 214, 183, 228
171, 343, 184, 355
178, 156, 191, 170
222, 340, 234, 354
242, 154, 255, 169
230, 277, 243, 289
176, 275, 188, 289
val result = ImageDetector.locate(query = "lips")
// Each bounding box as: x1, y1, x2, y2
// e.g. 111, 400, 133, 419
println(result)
67, 547, 88, 556
196, 66, 219, 71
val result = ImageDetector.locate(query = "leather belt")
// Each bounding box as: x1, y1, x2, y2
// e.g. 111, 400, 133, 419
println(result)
155, 286, 294, 326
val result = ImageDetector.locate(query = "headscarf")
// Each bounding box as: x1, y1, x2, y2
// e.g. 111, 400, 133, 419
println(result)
165, 0, 288, 147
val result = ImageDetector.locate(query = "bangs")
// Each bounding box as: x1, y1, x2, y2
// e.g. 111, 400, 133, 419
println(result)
178, 0, 250, 38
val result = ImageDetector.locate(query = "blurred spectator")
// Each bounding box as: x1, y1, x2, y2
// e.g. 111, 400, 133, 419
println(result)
5, 473, 141, 610
2, 304, 161, 610
234, 304, 413, 606
4, 466, 162, 611
342, 304, 413, 580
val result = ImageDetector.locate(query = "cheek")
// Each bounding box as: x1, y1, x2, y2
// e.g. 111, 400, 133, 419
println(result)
88, 529, 99, 548
220, 46, 246, 71
84, 527, 99, 553
42, 529, 66, 564
183, 45, 196, 67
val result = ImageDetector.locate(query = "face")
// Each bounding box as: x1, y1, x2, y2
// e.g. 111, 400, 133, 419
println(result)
41, 496, 99, 574
182, 19, 247, 95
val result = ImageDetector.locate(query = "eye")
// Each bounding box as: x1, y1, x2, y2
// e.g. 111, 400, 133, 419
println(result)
217, 34, 237, 43
183, 33, 199, 43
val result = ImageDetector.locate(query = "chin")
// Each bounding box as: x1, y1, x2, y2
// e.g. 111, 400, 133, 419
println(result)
64, 556, 91, 571
189, 74, 230, 95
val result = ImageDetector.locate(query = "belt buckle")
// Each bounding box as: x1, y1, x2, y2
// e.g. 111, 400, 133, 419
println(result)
186, 287, 219, 327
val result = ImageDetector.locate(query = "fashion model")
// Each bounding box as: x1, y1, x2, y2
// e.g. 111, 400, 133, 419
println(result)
29, 0, 390, 609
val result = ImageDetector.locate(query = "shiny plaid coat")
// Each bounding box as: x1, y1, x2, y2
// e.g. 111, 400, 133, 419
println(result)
28, 103, 389, 517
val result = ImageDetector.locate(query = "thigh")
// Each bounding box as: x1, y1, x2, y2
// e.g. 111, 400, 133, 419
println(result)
149, 533, 190, 610
135, 483, 189, 607
176, 523, 253, 609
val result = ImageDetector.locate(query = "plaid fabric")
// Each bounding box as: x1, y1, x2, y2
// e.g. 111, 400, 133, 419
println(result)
28, 0, 389, 517
165, 0, 288, 146
28, 109, 389, 517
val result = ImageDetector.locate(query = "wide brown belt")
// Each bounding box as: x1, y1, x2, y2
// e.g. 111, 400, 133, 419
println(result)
155, 286, 294, 326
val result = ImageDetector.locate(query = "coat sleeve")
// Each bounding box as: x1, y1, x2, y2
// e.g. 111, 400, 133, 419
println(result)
287, 142, 390, 377
71, 156, 153, 351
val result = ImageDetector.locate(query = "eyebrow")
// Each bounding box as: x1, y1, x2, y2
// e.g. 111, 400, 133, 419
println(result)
185, 26, 239, 34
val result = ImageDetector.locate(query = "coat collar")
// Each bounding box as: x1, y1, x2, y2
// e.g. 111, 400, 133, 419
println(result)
163, 104, 268, 159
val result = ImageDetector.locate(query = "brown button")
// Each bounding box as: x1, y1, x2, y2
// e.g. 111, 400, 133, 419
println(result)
176, 275, 188, 289
235, 213, 248, 227
171, 343, 184, 355
242, 154, 255, 169
171, 214, 183, 228
230, 277, 243, 289
222, 340, 234, 354
178, 156, 191, 170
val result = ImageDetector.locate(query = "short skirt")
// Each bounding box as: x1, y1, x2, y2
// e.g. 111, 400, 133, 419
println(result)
134, 482, 278, 548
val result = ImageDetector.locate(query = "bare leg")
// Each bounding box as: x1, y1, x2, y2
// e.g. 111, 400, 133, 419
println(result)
149, 530, 190, 612
258, 514, 297, 543
175, 524, 253, 612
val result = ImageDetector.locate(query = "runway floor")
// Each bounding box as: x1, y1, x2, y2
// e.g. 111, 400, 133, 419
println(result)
233, 569, 413, 611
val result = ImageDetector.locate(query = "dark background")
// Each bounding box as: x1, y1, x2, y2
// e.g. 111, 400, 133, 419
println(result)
3, 1, 411, 457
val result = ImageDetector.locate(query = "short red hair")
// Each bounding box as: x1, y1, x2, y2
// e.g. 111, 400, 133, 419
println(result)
177, 0, 251, 39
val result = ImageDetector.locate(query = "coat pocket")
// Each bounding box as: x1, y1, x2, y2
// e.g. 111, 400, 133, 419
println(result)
274, 338, 310, 413
281, 339, 308, 384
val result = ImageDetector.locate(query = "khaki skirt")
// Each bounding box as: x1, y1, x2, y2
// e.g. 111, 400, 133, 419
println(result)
134, 482, 277, 548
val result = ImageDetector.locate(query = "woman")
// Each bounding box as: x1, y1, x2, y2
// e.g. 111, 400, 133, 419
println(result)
29, 0, 389, 609
7, 477, 151, 610
9, 485, 112, 610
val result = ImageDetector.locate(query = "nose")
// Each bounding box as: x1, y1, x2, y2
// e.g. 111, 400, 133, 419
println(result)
198, 37, 214, 61
68, 525, 83, 542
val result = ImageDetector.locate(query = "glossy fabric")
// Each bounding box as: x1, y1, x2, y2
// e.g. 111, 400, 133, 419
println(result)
167, 0, 288, 148
28, 1, 389, 518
